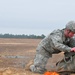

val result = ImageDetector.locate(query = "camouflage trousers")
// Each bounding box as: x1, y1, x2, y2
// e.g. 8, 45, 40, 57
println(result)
30, 46, 52, 74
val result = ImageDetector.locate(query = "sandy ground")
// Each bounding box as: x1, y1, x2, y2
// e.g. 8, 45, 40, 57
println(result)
0, 38, 65, 75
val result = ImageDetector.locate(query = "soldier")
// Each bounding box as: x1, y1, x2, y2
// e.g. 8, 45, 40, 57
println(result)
29, 21, 75, 74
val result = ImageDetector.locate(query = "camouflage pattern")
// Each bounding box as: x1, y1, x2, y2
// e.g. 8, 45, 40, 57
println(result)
66, 21, 75, 33
30, 54, 47, 73
30, 46, 50, 73
30, 29, 73, 73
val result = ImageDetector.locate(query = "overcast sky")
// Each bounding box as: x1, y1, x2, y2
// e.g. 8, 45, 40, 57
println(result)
0, 0, 75, 35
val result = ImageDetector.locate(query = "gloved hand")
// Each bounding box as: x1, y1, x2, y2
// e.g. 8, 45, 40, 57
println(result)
71, 47, 75, 52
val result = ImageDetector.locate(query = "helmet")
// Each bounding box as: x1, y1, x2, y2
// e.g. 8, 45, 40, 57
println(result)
66, 21, 75, 33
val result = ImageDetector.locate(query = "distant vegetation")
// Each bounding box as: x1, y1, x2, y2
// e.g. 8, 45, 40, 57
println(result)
0, 34, 45, 39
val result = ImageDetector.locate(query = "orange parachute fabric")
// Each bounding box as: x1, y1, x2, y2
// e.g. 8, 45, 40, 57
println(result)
44, 71, 60, 75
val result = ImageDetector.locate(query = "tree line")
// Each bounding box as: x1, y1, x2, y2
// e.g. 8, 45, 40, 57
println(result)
0, 34, 45, 39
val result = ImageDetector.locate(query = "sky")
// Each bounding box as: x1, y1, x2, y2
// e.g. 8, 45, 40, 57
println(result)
0, 0, 75, 35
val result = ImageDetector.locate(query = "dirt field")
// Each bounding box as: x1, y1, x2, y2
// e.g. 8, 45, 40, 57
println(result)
0, 38, 64, 75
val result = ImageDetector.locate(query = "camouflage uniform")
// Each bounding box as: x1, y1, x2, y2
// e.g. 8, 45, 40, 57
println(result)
30, 29, 72, 73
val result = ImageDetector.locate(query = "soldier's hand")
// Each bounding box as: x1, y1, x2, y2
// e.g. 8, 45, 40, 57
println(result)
71, 47, 75, 52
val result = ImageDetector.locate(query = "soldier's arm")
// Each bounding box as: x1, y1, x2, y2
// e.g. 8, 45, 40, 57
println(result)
50, 33, 71, 52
